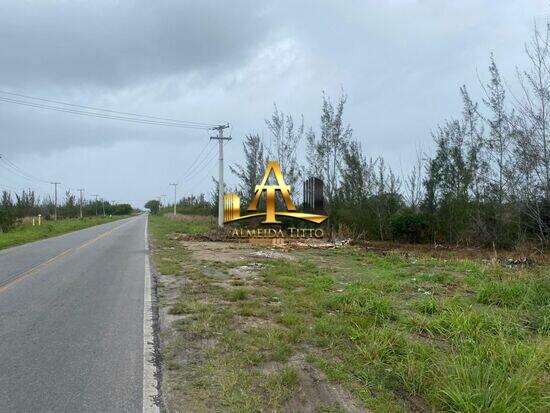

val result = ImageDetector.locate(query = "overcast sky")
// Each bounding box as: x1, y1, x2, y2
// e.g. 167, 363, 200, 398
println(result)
0, 0, 548, 207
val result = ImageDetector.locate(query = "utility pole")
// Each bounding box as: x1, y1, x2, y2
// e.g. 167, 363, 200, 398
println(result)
159, 195, 167, 214
102, 199, 106, 217
51, 182, 60, 221
77, 189, 85, 219
210, 124, 231, 227
169, 183, 178, 216
91, 194, 99, 216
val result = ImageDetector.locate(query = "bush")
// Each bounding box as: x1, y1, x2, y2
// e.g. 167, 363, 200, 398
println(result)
144, 200, 160, 214
390, 209, 430, 243
111, 203, 133, 215
0, 209, 15, 233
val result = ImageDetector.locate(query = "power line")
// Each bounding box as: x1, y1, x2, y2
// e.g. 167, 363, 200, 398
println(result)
0, 96, 218, 129
185, 149, 221, 195
181, 141, 217, 181
0, 90, 219, 129
180, 139, 213, 178
0, 183, 20, 192
0, 155, 51, 184
0, 155, 52, 197
0, 156, 103, 201
185, 137, 230, 193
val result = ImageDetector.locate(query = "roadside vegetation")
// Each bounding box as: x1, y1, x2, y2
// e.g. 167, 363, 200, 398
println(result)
220, 24, 550, 252
0, 187, 133, 234
146, 194, 213, 217
149, 214, 550, 412
0, 184, 136, 248
0, 215, 128, 250
145, 24, 550, 411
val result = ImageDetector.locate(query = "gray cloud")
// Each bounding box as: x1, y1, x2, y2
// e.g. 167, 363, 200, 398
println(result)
0, 0, 548, 206
0, 0, 272, 88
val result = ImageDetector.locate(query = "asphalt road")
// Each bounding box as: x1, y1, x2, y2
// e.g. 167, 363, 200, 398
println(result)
0, 214, 153, 412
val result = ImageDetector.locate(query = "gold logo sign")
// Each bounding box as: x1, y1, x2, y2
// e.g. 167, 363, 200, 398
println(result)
224, 160, 328, 224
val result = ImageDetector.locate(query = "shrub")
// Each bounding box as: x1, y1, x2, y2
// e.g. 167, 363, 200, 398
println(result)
144, 200, 160, 214
0, 209, 15, 233
390, 209, 430, 243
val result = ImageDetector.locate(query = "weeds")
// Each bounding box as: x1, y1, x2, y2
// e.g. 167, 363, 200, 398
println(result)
0, 215, 126, 249
149, 214, 550, 412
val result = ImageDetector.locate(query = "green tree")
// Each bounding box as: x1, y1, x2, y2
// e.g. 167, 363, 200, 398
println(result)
230, 133, 265, 207
145, 200, 160, 214
307, 91, 352, 211
265, 106, 304, 194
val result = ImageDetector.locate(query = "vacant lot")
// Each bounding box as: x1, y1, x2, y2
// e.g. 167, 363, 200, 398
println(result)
0, 215, 127, 250
149, 215, 549, 413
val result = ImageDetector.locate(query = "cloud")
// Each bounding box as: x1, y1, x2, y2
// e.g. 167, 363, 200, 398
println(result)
0, 0, 548, 204
0, 0, 273, 89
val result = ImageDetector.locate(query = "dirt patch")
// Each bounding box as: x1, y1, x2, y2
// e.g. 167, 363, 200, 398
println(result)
183, 240, 257, 262
181, 240, 297, 264
281, 353, 371, 413
354, 240, 548, 264
164, 213, 212, 223
249, 249, 295, 260
157, 273, 190, 320
156, 237, 376, 412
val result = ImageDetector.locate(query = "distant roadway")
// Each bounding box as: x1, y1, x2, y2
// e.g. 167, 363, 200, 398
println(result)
0, 214, 158, 412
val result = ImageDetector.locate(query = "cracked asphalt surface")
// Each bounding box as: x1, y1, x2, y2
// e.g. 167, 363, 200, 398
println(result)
0, 215, 148, 412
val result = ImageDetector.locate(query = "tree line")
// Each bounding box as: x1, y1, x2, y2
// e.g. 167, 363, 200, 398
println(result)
146, 194, 212, 215
230, 24, 550, 249
0, 189, 132, 232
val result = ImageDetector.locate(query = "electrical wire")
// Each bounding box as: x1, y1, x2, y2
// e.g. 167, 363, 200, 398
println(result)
0, 96, 219, 129
180, 141, 216, 181
0, 90, 219, 129
0, 156, 52, 185
0, 156, 53, 199
182, 139, 212, 176
0, 183, 20, 192
181, 144, 218, 183
185, 149, 220, 195
0, 89, 232, 200
182, 134, 230, 184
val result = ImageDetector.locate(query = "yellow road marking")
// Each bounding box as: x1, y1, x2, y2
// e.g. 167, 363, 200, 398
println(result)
75, 219, 133, 251
0, 219, 135, 293
0, 247, 73, 292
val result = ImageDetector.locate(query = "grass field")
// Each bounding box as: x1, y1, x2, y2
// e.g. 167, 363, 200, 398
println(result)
0, 215, 128, 250
149, 214, 550, 413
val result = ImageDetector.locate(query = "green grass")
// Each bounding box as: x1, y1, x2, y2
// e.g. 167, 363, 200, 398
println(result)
147, 214, 211, 276
148, 213, 211, 238
0, 215, 127, 249
149, 216, 550, 412
293, 251, 550, 412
